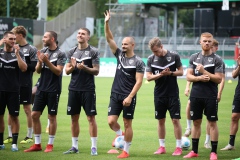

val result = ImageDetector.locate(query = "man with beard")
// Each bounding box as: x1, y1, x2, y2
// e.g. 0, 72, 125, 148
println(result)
0, 31, 27, 151
104, 10, 145, 158
63, 28, 100, 155
24, 31, 66, 153
3, 26, 37, 145
183, 32, 223, 160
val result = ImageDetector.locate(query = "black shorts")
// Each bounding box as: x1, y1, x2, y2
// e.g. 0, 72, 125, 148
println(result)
20, 86, 32, 104
0, 91, 20, 116
190, 97, 218, 121
154, 96, 181, 119
232, 97, 240, 113
67, 90, 97, 116
33, 90, 60, 115
108, 92, 136, 119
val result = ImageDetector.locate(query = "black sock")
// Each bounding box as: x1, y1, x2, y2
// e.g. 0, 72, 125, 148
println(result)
211, 141, 218, 153
0, 133, 3, 145
229, 135, 235, 146
12, 133, 19, 145
192, 138, 199, 153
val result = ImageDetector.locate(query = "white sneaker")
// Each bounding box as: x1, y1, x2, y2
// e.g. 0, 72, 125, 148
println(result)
204, 143, 211, 149
220, 144, 234, 151
184, 128, 191, 137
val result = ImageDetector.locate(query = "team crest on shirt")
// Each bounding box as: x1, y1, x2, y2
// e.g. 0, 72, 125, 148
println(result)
118, 64, 121, 69
53, 53, 57, 57
85, 51, 89, 55
166, 57, 171, 62
208, 57, 213, 62
129, 59, 134, 64
23, 49, 28, 53
11, 53, 15, 57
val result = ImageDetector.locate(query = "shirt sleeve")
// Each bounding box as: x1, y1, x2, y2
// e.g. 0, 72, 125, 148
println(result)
57, 51, 67, 66
136, 58, 146, 73
92, 50, 100, 65
146, 55, 153, 73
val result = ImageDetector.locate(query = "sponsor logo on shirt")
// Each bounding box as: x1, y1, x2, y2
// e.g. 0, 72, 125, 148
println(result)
0, 52, 4, 55
4, 66, 15, 69
154, 59, 158, 62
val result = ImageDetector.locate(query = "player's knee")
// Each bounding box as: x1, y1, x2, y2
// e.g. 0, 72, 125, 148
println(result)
231, 115, 239, 122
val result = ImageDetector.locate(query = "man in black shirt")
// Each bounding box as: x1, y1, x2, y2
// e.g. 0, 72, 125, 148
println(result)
183, 32, 223, 160
3, 26, 37, 145
104, 10, 145, 158
146, 37, 183, 156
63, 28, 100, 155
0, 31, 27, 151
221, 42, 240, 152
24, 31, 66, 153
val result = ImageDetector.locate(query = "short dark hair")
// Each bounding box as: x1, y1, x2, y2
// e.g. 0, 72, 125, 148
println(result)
3, 31, 14, 37
79, 28, 90, 35
47, 31, 58, 43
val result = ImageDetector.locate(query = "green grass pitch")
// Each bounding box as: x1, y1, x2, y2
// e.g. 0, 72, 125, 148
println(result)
0, 74, 239, 160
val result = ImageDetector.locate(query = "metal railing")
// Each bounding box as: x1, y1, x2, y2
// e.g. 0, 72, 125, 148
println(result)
45, 0, 96, 45
98, 36, 240, 59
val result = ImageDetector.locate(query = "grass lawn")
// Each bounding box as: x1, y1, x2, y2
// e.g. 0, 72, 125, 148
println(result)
0, 74, 239, 160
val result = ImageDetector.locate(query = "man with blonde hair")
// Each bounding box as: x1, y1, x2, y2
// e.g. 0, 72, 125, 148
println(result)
146, 37, 183, 156
183, 33, 223, 160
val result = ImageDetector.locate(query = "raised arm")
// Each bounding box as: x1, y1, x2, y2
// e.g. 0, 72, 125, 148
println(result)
104, 10, 118, 54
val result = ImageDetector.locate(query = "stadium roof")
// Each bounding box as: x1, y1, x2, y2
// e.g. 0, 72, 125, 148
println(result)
118, 0, 240, 10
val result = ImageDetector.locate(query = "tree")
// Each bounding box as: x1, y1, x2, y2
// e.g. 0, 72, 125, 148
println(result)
0, 0, 38, 19
90, 0, 117, 18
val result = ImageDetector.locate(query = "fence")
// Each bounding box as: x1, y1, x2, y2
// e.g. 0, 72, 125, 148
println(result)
45, 0, 96, 45
98, 36, 240, 60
